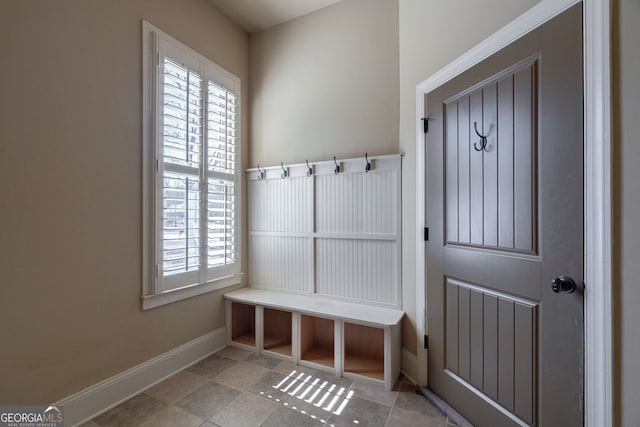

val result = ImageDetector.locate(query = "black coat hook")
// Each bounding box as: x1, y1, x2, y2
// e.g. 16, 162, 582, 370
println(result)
257, 165, 266, 181
473, 121, 488, 152
333, 156, 341, 175
280, 162, 288, 179
306, 160, 313, 177
365, 153, 371, 173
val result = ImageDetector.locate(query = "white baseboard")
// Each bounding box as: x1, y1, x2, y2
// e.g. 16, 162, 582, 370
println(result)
57, 327, 226, 426
401, 348, 419, 385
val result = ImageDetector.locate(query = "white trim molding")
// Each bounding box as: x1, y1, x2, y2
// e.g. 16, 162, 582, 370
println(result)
583, 0, 613, 425
56, 328, 226, 426
401, 348, 419, 385
142, 274, 243, 310
414, 1, 612, 426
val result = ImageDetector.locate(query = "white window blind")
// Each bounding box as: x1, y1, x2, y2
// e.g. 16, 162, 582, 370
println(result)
143, 21, 241, 307
161, 58, 203, 284
206, 81, 238, 271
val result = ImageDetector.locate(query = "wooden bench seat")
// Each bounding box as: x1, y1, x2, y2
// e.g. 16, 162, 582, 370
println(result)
224, 288, 403, 390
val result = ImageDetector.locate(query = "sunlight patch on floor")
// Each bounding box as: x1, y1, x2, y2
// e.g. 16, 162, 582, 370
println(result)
258, 370, 359, 424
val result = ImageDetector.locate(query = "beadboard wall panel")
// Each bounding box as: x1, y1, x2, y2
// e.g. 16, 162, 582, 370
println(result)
316, 170, 397, 235
249, 176, 313, 233
247, 155, 401, 308
250, 235, 313, 293
316, 239, 397, 304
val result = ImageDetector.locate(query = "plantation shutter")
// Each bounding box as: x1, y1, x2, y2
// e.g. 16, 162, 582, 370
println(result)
156, 37, 238, 292
205, 81, 238, 278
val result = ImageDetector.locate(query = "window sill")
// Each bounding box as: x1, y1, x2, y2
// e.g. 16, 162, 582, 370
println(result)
142, 274, 243, 310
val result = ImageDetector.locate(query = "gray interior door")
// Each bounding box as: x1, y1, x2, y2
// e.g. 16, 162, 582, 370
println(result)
425, 5, 583, 426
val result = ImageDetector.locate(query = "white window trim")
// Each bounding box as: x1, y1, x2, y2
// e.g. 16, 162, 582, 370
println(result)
142, 21, 243, 310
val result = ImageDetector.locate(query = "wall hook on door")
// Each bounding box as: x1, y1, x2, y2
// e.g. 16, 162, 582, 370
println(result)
280, 162, 288, 179
473, 121, 488, 152
365, 153, 371, 173
257, 164, 266, 181
306, 160, 314, 177
333, 156, 341, 175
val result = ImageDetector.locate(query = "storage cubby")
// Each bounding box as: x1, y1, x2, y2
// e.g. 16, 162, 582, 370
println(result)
231, 302, 255, 346
263, 308, 292, 357
225, 289, 403, 389
300, 315, 334, 368
343, 322, 385, 381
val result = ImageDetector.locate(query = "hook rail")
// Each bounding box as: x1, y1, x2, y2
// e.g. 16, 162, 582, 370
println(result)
253, 154, 395, 179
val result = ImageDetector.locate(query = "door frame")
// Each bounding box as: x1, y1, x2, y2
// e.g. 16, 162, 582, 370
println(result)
414, 0, 612, 426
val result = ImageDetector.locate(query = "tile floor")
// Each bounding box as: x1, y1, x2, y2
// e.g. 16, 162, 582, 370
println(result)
82, 346, 456, 427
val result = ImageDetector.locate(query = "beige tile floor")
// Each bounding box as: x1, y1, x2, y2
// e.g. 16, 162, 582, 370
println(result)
82, 346, 457, 427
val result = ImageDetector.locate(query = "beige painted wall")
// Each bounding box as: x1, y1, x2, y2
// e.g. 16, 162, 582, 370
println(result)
614, 0, 640, 425
0, 0, 248, 404
249, 0, 399, 166
398, 0, 540, 356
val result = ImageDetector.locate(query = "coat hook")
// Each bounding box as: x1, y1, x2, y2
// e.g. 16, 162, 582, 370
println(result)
306, 160, 313, 177
473, 121, 488, 152
257, 164, 266, 181
333, 156, 341, 175
365, 153, 371, 173
280, 162, 288, 179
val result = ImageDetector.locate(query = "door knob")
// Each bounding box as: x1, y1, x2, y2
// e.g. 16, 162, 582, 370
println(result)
551, 276, 576, 293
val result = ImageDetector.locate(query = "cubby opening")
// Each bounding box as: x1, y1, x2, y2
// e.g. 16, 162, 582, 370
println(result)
231, 302, 255, 346
263, 308, 292, 356
300, 315, 334, 367
344, 322, 385, 381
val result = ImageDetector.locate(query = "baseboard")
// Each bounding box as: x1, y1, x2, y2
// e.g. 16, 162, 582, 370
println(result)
401, 348, 419, 384
57, 327, 226, 426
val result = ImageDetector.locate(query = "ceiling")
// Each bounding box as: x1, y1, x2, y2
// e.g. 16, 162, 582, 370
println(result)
208, 0, 344, 34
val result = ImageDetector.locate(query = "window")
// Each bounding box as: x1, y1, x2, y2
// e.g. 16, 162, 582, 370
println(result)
142, 22, 242, 309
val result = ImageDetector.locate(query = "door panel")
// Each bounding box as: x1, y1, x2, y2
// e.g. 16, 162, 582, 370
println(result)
497, 76, 515, 248
444, 61, 537, 254
482, 82, 499, 247
513, 66, 535, 252
482, 293, 498, 400
426, 4, 583, 426
469, 91, 484, 246
446, 102, 459, 243
444, 279, 538, 425
458, 97, 471, 243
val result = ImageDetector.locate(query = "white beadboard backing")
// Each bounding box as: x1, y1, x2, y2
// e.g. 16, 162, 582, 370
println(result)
249, 176, 313, 233
316, 170, 396, 235
316, 239, 397, 304
250, 235, 313, 293
247, 155, 401, 308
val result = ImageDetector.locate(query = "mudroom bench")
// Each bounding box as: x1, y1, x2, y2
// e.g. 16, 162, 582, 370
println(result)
224, 288, 404, 390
